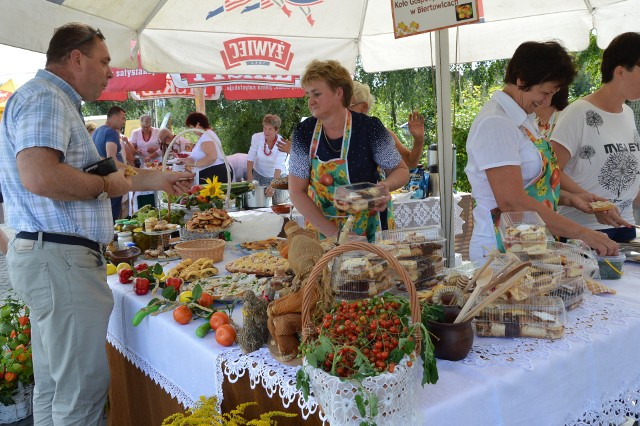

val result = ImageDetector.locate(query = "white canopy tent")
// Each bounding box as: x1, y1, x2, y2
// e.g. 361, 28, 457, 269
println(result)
1, 0, 639, 261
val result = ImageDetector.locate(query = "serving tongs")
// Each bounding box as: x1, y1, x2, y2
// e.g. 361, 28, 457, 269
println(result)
454, 260, 531, 324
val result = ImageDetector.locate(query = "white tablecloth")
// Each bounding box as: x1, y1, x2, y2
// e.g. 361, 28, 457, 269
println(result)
106, 255, 640, 425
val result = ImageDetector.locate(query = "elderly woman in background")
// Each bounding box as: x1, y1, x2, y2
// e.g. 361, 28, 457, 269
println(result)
180, 112, 230, 183
349, 81, 425, 169
289, 60, 409, 242
130, 114, 161, 162
465, 41, 619, 262
552, 32, 640, 243
247, 114, 289, 204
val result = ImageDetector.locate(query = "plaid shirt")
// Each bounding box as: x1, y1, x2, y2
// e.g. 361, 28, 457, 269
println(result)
625, 99, 640, 133
0, 70, 113, 244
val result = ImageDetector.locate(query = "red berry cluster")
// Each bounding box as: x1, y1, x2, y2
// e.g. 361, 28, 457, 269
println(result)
316, 296, 414, 379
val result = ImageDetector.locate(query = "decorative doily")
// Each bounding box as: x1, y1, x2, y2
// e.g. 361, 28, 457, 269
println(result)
463, 295, 640, 370
566, 372, 640, 425
392, 196, 464, 233
303, 356, 422, 425
215, 347, 325, 422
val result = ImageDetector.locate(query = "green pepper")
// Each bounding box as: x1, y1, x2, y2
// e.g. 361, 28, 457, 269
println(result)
132, 305, 160, 326
195, 321, 212, 338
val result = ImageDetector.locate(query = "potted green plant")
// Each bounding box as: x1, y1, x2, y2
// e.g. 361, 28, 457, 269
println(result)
0, 297, 33, 423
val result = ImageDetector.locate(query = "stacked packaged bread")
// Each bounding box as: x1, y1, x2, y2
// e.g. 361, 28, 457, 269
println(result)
507, 241, 591, 310
330, 251, 393, 300
474, 296, 567, 339
499, 211, 549, 255
375, 227, 446, 291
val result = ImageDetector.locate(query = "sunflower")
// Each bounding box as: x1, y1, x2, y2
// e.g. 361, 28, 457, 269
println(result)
199, 176, 225, 200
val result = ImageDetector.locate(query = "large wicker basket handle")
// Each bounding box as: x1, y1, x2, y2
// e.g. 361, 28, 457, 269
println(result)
301, 241, 421, 351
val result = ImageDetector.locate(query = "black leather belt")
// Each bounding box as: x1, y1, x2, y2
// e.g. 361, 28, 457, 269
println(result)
16, 231, 104, 253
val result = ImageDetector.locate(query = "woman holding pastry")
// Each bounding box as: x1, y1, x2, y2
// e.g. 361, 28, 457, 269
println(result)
465, 41, 620, 262
289, 59, 409, 242
551, 32, 640, 242
180, 112, 231, 184
246, 114, 289, 204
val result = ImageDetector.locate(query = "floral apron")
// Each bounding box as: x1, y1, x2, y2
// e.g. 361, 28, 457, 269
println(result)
491, 126, 560, 252
307, 111, 393, 242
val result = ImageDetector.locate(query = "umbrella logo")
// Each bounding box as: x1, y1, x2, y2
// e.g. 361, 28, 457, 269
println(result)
207, 0, 323, 26
0, 90, 11, 104
221, 37, 294, 70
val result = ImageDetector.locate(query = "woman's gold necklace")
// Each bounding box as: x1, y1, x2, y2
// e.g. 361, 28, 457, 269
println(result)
322, 131, 341, 153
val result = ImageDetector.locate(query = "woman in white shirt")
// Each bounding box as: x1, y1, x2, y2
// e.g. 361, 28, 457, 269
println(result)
130, 114, 161, 163
551, 32, 640, 242
181, 112, 229, 184
465, 41, 619, 262
247, 114, 289, 204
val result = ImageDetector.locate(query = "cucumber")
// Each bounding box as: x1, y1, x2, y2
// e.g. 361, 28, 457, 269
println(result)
195, 321, 212, 338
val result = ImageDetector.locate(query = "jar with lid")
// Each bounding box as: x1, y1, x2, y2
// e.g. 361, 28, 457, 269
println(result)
117, 231, 133, 250
113, 219, 128, 232
123, 220, 139, 233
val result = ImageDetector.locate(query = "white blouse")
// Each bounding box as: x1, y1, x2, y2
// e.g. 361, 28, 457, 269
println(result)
247, 132, 288, 178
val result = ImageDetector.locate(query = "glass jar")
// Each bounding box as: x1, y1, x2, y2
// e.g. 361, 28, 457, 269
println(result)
114, 219, 128, 232
123, 220, 139, 233
133, 231, 153, 252
117, 231, 133, 250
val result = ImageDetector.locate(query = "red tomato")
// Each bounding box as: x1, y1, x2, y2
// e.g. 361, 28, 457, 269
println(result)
198, 293, 215, 308
18, 316, 29, 327
209, 312, 230, 330
319, 173, 334, 187
4, 372, 17, 382
165, 277, 183, 293
173, 306, 192, 325
215, 324, 236, 347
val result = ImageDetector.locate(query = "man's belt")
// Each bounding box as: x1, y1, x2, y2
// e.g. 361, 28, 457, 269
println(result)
16, 231, 104, 253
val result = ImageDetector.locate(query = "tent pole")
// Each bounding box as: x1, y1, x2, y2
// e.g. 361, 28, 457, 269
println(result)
434, 29, 455, 267
194, 87, 206, 113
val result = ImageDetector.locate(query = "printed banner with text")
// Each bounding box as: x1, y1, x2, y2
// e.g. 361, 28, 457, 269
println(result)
391, 0, 482, 39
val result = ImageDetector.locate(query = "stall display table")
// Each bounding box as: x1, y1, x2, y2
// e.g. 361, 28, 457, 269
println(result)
106, 248, 640, 425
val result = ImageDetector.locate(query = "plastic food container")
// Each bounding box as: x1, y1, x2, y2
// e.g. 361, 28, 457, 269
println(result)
333, 182, 386, 214
474, 296, 567, 340
595, 253, 626, 280
330, 251, 392, 300
499, 211, 548, 255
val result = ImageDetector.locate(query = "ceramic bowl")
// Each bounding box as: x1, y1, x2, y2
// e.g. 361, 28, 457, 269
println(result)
106, 246, 141, 265
271, 204, 292, 214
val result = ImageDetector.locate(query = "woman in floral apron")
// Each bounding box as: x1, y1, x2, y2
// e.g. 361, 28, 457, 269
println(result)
288, 60, 409, 242
465, 41, 619, 263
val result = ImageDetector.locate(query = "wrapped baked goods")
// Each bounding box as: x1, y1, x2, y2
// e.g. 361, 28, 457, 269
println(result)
499, 211, 548, 255
474, 296, 567, 339
375, 226, 446, 290
333, 182, 386, 214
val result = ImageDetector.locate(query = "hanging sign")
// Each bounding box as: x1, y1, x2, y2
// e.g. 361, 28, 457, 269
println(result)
391, 0, 483, 38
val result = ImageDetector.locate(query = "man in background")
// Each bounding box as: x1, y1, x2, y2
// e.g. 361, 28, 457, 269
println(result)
92, 105, 126, 220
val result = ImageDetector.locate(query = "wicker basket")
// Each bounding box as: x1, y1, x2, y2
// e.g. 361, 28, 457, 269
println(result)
175, 238, 225, 263
0, 382, 33, 423
300, 242, 423, 425
302, 241, 422, 347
